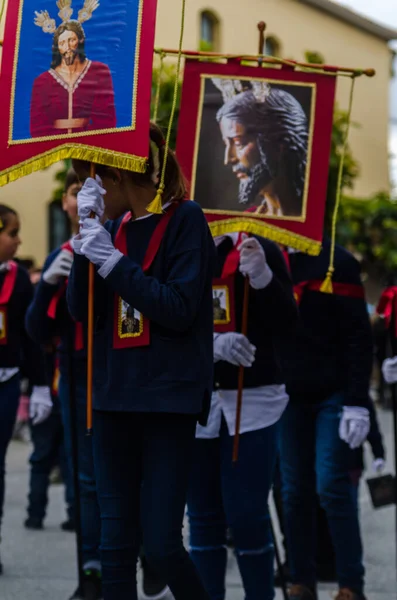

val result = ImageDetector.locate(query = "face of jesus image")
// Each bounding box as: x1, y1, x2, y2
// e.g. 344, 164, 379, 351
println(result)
58, 29, 80, 66
216, 87, 309, 217
51, 22, 87, 70
219, 117, 273, 207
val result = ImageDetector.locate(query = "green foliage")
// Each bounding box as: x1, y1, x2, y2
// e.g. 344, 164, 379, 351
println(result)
325, 106, 360, 233
151, 62, 182, 149
51, 159, 72, 203
199, 40, 214, 52
305, 51, 325, 65
337, 193, 397, 274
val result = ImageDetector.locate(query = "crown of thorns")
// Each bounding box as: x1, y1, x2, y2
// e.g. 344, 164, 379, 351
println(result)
34, 0, 99, 34
211, 78, 271, 104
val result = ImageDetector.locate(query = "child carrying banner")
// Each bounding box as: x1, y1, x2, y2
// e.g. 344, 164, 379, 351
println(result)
187, 232, 297, 600
67, 123, 214, 600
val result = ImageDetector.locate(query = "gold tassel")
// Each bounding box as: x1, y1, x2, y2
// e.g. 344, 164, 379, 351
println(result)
320, 267, 335, 294
146, 184, 164, 214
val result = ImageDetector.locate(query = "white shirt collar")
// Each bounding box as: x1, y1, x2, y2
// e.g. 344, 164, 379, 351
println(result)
214, 232, 240, 248
0, 262, 11, 273
133, 201, 173, 222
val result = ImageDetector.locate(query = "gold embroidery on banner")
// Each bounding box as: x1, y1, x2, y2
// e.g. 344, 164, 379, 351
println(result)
132, 0, 144, 130
0, 144, 147, 188
49, 59, 92, 93
213, 285, 231, 325
118, 298, 144, 339
8, 0, 145, 144
190, 74, 317, 225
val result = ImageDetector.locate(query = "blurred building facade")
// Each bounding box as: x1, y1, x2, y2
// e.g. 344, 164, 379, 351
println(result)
0, 0, 396, 264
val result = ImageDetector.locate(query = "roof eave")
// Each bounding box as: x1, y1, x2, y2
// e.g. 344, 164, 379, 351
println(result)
298, 0, 397, 42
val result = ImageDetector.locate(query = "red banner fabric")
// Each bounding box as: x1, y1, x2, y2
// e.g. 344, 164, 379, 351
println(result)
0, 0, 158, 186
176, 60, 337, 254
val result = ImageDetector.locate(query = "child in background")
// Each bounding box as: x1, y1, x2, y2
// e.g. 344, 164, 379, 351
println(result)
25, 170, 102, 600
0, 205, 52, 575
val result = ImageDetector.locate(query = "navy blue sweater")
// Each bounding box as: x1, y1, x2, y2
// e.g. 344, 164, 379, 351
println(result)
281, 240, 373, 407
214, 237, 298, 389
67, 200, 215, 418
25, 248, 87, 381
0, 265, 47, 385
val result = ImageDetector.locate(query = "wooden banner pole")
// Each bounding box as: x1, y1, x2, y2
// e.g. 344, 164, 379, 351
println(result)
232, 276, 250, 463
86, 163, 96, 435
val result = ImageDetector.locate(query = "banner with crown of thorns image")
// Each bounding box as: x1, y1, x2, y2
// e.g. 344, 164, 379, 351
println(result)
0, 0, 157, 185
176, 60, 337, 254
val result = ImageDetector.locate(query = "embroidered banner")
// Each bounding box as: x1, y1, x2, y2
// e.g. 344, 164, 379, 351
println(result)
176, 60, 337, 255
0, 0, 157, 185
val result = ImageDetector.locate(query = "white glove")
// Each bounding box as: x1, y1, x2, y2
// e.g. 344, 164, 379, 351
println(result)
76, 219, 123, 277
77, 219, 115, 266
42, 248, 73, 285
339, 406, 370, 449
72, 234, 84, 256
29, 386, 52, 425
214, 332, 256, 367
382, 356, 397, 384
373, 458, 386, 474
238, 236, 273, 290
77, 176, 106, 222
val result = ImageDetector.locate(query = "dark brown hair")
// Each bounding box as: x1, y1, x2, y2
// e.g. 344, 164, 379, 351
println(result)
76, 123, 187, 203
0, 204, 17, 232
51, 22, 86, 70
64, 168, 80, 193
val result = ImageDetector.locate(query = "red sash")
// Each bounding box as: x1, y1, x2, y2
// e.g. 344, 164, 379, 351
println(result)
376, 286, 397, 338
213, 233, 245, 333
0, 261, 18, 346
281, 250, 365, 304
113, 202, 179, 349
293, 280, 365, 304
47, 242, 84, 351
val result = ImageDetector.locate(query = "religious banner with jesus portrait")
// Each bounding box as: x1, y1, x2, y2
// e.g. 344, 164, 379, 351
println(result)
176, 60, 337, 254
0, 0, 157, 186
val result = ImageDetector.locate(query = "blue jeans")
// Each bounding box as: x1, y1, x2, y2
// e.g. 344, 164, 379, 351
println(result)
279, 393, 365, 594
58, 372, 101, 566
28, 408, 74, 521
92, 410, 210, 600
187, 420, 279, 600
0, 375, 20, 531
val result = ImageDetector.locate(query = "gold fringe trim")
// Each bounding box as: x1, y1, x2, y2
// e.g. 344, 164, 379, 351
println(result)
208, 217, 321, 256
0, 144, 147, 187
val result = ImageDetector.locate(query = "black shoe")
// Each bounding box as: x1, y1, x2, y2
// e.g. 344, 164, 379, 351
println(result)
61, 518, 76, 532
288, 584, 318, 600
24, 517, 44, 530
69, 569, 102, 600
141, 557, 169, 600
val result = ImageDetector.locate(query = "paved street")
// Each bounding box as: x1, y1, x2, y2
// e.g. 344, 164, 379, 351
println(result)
1, 407, 396, 600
